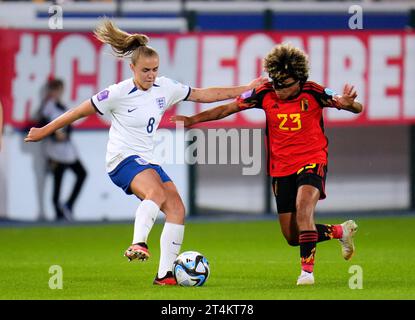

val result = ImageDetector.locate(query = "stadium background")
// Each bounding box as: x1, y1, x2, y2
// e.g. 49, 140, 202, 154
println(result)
0, 0, 414, 302
0, 0, 413, 221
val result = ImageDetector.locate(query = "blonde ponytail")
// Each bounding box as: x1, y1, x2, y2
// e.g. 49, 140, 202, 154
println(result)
94, 20, 156, 62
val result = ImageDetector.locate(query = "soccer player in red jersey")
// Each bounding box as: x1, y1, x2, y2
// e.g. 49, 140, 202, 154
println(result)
171, 44, 363, 285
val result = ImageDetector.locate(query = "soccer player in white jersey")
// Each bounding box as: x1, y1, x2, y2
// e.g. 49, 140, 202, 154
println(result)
25, 20, 267, 285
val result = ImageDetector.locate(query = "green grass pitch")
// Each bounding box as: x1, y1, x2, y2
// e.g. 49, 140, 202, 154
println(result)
0, 216, 414, 300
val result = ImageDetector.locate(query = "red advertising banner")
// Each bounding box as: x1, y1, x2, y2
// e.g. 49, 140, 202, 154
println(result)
1, 29, 414, 129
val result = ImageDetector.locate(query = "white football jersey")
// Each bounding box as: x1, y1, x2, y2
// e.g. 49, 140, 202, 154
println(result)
91, 77, 191, 172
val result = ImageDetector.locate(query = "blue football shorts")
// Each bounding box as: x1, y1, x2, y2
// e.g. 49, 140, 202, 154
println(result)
108, 155, 172, 195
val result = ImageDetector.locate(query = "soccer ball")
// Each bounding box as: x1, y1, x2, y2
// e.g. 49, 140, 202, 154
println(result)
173, 251, 210, 287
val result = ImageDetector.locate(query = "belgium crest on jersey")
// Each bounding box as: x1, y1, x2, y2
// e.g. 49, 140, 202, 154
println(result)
300, 98, 309, 111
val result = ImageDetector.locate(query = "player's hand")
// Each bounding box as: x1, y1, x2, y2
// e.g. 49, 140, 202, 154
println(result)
24, 127, 48, 142
169, 115, 194, 128
247, 76, 268, 90
334, 84, 358, 108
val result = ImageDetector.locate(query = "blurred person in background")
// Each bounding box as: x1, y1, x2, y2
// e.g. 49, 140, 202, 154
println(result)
25, 20, 267, 285
37, 78, 87, 221
172, 43, 363, 286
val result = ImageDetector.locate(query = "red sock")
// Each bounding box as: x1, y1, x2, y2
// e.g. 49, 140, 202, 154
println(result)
316, 224, 343, 242
299, 231, 318, 273
332, 224, 343, 239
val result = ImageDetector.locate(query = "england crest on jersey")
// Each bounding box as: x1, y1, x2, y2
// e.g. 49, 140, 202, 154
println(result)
156, 97, 166, 109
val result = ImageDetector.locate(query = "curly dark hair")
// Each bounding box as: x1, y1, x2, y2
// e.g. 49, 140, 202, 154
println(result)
264, 43, 309, 84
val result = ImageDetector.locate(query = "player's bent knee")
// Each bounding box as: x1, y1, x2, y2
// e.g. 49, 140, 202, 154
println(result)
146, 188, 167, 206
296, 198, 312, 213
172, 200, 186, 219
164, 199, 186, 223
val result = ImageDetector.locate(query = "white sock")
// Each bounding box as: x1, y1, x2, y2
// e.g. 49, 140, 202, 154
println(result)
132, 200, 160, 245
158, 222, 184, 278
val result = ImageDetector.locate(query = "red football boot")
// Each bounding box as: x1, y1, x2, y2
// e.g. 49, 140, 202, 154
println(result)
124, 243, 150, 262
153, 272, 177, 286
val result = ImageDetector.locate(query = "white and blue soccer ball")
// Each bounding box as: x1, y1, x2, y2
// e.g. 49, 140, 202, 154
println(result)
173, 251, 210, 287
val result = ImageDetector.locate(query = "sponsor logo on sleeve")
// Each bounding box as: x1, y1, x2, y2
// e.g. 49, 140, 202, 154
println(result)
97, 89, 109, 101
241, 89, 254, 99
324, 88, 337, 97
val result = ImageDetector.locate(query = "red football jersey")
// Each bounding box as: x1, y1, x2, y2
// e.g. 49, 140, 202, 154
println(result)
236, 81, 340, 177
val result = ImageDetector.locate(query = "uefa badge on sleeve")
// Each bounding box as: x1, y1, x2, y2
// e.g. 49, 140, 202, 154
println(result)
241, 89, 253, 99
97, 90, 109, 101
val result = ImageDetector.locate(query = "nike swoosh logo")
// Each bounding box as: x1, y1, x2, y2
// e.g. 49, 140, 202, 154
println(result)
128, 108, 137, 113
172, 242, 182, 246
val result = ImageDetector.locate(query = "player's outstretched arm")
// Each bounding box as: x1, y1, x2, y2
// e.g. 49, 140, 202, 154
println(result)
24, 99, 96, 142
186, 77, 267, 103
333, 84, 363, 114
170, 101, 240, 127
